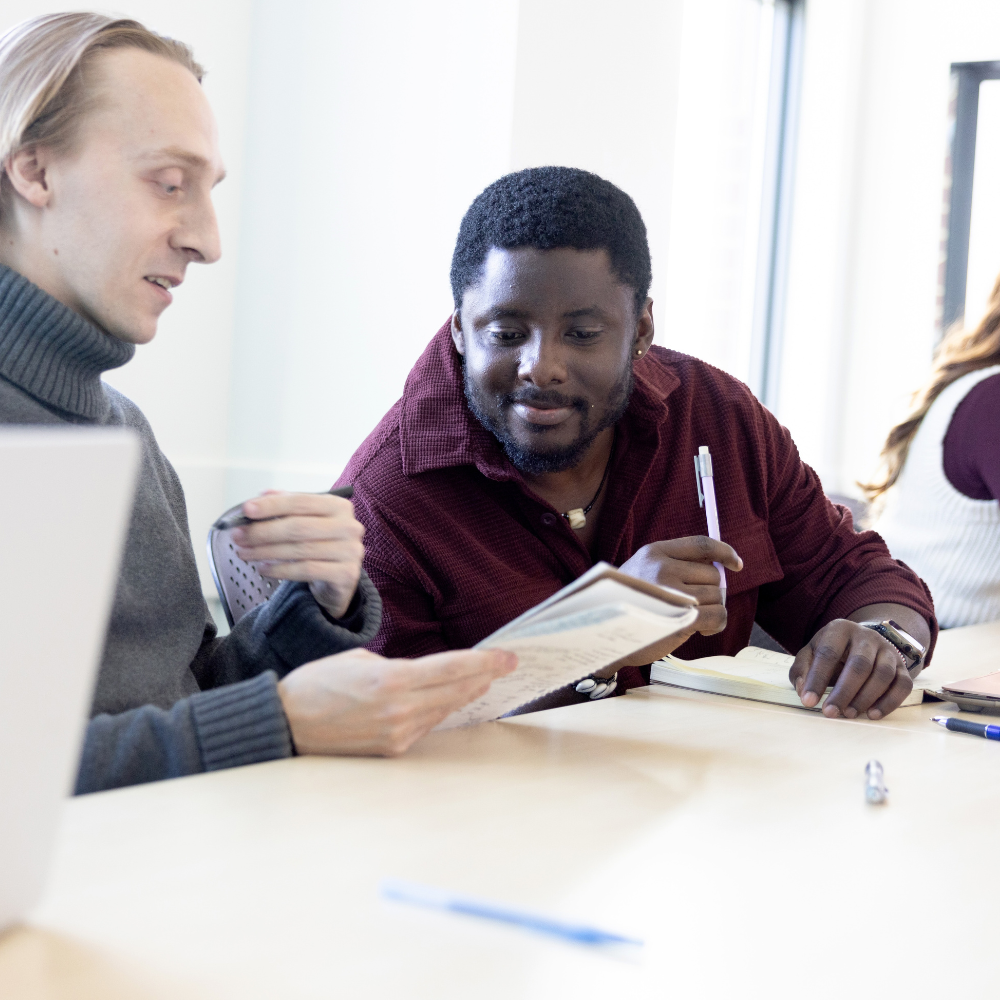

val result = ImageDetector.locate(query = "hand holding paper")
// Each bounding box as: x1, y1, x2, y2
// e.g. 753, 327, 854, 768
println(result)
436, 563, 697, 729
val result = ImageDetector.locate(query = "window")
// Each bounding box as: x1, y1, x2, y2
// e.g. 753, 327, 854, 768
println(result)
662, 0, 804, 408
941, 60, 1000, 333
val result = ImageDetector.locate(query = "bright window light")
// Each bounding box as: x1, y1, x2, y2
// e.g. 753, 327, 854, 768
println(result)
662, 0, 775, 387
965, 79, 1000, 326
661, 0, 801, 406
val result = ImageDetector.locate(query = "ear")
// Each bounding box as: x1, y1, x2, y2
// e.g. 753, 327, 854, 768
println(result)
4, 147, 54, 209
450, 308, 466, 356
633, 297, 655, 357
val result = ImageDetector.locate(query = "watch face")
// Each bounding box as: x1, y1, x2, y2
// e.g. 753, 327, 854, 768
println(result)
860, 620, 924, 673
884, 621, 924, 658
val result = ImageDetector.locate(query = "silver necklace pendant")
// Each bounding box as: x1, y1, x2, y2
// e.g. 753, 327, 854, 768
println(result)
575, 672, 618, 700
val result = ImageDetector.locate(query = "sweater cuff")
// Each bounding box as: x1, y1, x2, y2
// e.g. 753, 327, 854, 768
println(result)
189, 671, 293, 772
256, 571, 383, 669
319, 578, 368, 631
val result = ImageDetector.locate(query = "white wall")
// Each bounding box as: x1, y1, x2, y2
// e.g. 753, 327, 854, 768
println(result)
224, 0, 687, 591
0, 1, 253, 589
777, 0, 1000, 496
508, 0, 683, 342
229, 0, 685, 505
11, 0, 1000, 584
2, 0, 688, 594
226, 0, 520, 507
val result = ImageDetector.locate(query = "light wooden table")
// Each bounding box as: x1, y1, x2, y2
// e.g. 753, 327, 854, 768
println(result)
2, 623, 999, 999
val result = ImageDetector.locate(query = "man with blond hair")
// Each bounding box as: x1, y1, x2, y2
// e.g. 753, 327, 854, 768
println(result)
0, 13, 514, 793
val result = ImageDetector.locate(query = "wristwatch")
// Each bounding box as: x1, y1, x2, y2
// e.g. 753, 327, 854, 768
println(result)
858, 620, 926, 676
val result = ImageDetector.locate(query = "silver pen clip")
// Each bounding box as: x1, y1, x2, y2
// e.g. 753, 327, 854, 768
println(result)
694, 455, 705, 508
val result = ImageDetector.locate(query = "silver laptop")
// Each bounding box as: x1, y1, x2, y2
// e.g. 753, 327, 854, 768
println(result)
0, 427, 139, 932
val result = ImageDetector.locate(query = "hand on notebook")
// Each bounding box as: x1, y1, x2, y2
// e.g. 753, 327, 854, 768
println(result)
789, 612, 922, 719
230, 490, 364, 619
277, 648, 517, 756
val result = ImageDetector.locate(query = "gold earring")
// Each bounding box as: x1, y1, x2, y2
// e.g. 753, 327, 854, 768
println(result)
635, 348, 643, 357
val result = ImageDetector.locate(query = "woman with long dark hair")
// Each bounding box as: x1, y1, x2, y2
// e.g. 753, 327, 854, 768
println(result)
863, 275, 1000, 627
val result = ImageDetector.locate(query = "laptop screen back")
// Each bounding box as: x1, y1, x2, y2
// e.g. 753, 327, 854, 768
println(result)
0, 427, 139, 931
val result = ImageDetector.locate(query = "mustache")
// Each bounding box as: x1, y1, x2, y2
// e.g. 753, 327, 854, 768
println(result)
503, 389, 588, 410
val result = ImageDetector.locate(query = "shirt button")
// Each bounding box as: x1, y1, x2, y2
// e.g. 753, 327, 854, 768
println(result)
540, 512, 558, 526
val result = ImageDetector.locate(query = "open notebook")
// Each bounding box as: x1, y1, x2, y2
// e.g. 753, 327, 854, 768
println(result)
650, 646, 926, 710
436, 562, 698, 729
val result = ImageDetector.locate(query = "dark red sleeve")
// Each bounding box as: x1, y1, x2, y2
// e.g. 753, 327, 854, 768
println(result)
751, 404, 938, 660
942, 373, 1000, 501
345, 483, 452, 659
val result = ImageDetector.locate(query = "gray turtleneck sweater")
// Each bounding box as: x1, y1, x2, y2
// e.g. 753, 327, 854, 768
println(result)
0, 265, 381, 794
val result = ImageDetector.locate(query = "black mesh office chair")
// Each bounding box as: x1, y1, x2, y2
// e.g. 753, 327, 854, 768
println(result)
206, 504, 282, 627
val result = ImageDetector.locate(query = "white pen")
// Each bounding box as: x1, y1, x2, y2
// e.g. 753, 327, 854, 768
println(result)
694, 445, 727, 607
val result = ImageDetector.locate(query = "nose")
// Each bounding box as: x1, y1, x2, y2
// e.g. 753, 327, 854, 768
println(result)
173, 192, 222, 265
517, 331, 567, 386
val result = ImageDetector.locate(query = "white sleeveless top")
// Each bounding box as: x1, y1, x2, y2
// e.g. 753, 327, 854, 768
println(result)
873, 365, 1000, 628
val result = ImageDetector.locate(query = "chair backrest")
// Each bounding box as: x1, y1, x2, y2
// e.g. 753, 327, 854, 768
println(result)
827, 492, 870, 531
206, 505, 283, 628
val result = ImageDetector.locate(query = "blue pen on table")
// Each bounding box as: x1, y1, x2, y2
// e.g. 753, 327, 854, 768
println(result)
694, 445, 726, 607
932, 715, 1000, 741
380, 879, 643, 948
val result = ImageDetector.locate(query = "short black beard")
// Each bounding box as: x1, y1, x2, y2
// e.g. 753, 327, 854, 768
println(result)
463, 363, 634, 475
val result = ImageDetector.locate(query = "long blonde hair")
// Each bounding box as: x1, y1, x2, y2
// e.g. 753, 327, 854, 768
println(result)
0, 13, 202, 220
861, 271, 1000, 501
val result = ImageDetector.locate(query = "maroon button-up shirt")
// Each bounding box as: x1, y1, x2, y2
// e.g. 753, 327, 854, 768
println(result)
339, 323, 936, 699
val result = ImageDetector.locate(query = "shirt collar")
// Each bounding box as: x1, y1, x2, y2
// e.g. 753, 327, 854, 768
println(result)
0, 264, 134, 420
399, 320, 679, 479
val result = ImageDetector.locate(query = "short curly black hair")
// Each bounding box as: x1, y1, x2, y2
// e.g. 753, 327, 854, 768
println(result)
450, 166, 652, 316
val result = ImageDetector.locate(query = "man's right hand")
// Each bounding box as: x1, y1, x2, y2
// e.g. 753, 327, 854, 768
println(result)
619, 535, 743, 638
277, 648, 517, 757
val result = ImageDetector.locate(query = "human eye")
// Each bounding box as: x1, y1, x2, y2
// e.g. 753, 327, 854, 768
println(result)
150, 167, 185, 197
567, 327, 602, 343
487, 327, 525, 344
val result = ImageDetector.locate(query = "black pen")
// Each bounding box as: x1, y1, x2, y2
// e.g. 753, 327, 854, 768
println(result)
932, 715, 1000, 741
213, 485, 354, 531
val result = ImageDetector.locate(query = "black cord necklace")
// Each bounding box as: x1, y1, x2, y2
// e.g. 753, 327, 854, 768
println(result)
561, 435, 614, 530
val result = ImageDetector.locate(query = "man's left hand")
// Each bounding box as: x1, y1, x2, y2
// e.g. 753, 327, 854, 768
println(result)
230, 491, 364, 619
790, 616, 916, 720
